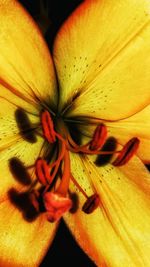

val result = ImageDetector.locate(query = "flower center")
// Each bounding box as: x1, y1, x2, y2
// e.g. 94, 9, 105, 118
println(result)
9, 109, 140, 222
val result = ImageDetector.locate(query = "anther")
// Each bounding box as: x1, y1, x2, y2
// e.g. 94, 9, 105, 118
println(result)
41, 111, 56, 143
43, 192, 72, 222
89, 124, 107, 151
113, 137, 140, 166
35, 158, 52, 186
82, 193, 100, 214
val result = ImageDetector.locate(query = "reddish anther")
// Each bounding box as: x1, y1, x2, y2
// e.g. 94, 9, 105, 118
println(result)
43, 192, 72, 222
82, 194, 100, 214
41, 111, 56, 143
35, 158, 52, 185
89, 124, 107, 151
113, 137, 140, 166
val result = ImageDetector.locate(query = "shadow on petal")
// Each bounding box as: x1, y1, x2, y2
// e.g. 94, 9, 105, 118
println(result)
9, 157, 32, 185
15, 108, 37, 143
95, 137, 117, 166
8, 188, 39, 222
69, 192, 79, 214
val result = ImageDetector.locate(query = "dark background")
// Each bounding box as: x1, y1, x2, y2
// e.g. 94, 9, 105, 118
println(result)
18, 1, 95, 266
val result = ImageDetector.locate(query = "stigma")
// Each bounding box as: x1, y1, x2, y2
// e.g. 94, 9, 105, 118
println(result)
20, 110, 140, 222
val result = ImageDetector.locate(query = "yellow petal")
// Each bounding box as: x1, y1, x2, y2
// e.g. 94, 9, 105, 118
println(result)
0, 199, 58, 267
76, 104, 150, 163
0, 101, 56, 266
54, 0, 150, 119
0, 0, 57, 109
64, 153, 150, 266
0, 135, 45, 200
106, 104, 150, 163
0, 97, 39, 144
0, 97, 46, 200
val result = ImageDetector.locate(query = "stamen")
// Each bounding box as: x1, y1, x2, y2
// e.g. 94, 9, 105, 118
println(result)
70, 175, 101, 214
14, 109, 140, 223
41, 110, 56, 143
89, 124, 107, 151
35, 158, 52, 186
113, 137, 140, 166
82, 194, 100, 214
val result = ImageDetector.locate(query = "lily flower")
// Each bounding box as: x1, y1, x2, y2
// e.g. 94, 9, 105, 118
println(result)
0, 0, 150, 266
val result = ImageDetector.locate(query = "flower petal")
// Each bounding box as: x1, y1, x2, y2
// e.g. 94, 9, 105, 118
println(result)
0, 97, 46, 200
0, 0, 57, 109
77, 104, 150, 163
54, 0, 150, 119
0, 135, 45, 201
106, 104, 150, 163
64, 153, 150, 266
0, 199, 58, 267
0, 100, 56, 266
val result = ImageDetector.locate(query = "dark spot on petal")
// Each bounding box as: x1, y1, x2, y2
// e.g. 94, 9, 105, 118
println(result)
9, 157, 32, 185
8, 188, 39, 222
15, 108, 37, 143
95, 137, 117, 166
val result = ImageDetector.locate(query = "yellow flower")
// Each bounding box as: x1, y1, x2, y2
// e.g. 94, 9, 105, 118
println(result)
0, 0, 150, 266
